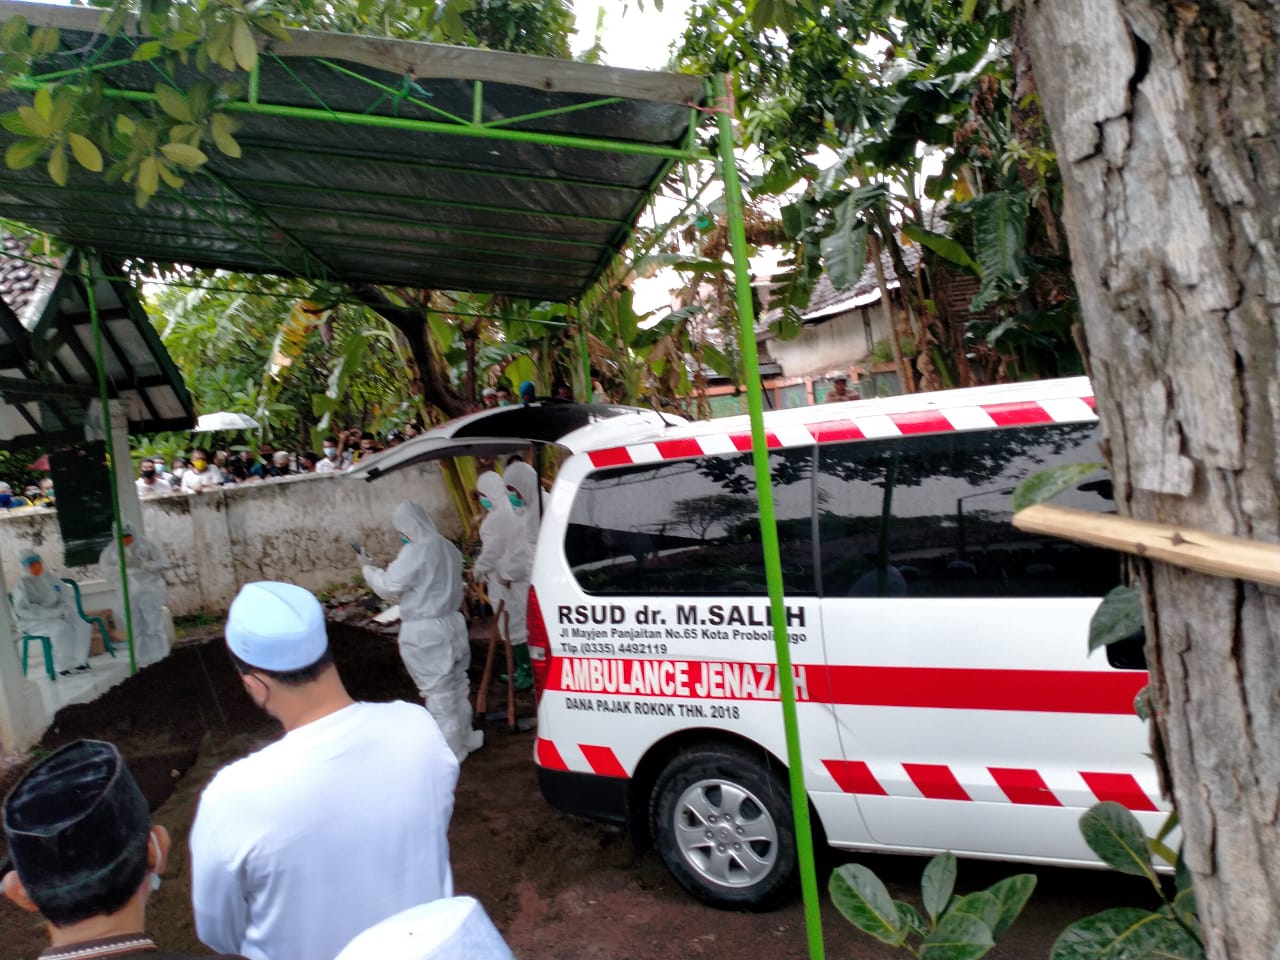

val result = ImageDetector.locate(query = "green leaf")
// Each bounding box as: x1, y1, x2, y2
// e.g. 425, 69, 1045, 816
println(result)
160, 141, 208, 169
46, 141, 67, 185
895, 900, 928, 938
948, 890, 1001, 933
68, 132, 103, 171
157, 161, 183, 189
231, 16, 258, 71
209, 113, 241, 158
0, 15, 28, 48
5, 137, 45, 170
0, 111, 34, 136
820, 219, 867, 291
902, 223, 981, 273
115, 113, 136, 136
829, 863, 904, 945
1052, 908, 1204, 960
30, 25, 59, 55
1079, 802, 1156, 880
986, 874, 1036, 939
971, 190, 1029, 288
33, 84, 52, 120
155, 84, 192, 122
1171, 854, 1199, 937
162, 30, 201, 50
921, 852, 957, 925
132, 40, 166, 60
17, 104, 50, 138
1088, 585, 1144, 653
1010, 461, 1103, 511
138, 154, 159, 196
920, 911, 995, 960
253, 15, 292, 42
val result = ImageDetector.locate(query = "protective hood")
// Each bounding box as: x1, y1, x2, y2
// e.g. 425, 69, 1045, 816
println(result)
475, 471, 511, 512
503, 462, 539, 510
393, 500, 439, 541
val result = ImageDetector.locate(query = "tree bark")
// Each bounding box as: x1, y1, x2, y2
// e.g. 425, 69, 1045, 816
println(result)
1021, 3, 1280, 956
351, 282, 469, 419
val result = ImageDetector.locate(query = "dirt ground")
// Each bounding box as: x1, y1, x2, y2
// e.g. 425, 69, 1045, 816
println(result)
0, 618, 1156, 960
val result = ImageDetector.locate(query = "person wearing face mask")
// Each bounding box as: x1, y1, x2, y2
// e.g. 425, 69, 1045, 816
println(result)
136, 460, 172, 499
179, 448, 222, 494
469, 471, 529, 689
98, 523, 169, 667
360, 502, 482, 761
315, 435, 343, 474
0, 480, 26, 508
3, 739, 245, 960
501, 461, 542, 691
13, 549, 92, 676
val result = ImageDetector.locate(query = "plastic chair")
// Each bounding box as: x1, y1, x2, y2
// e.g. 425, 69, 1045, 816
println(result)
8, 594, 56, 682
61, 578, 114, 657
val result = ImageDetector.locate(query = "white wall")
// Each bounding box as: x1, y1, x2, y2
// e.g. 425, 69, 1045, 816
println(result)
0, 465, 458, 616
767, 306, 891, 379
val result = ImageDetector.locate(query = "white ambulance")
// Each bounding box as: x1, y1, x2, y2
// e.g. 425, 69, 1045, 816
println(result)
520, 376, 1162, 909
353, 378, 1162, 910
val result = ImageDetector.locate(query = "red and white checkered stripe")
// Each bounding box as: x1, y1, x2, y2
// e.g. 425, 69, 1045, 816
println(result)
822, 759, 1161, 812
588, 395, 1097, 469
535, 739, 1161, 813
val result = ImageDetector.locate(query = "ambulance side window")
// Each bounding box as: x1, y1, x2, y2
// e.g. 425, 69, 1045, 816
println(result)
564, 448, 816, 596
816, 423, 1120, 598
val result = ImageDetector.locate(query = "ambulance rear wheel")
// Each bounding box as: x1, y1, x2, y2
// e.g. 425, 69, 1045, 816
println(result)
651, 746, 796, 910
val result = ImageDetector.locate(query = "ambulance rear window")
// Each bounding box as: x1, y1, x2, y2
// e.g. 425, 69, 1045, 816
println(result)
564, 448, 816, 596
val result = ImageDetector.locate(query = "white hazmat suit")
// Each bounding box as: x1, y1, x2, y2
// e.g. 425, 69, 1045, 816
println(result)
12, 552, 91, 674
471, 473, 529, 655
363, 501, 482, 761
98, 524, 170, 667
498, 461, 541, 652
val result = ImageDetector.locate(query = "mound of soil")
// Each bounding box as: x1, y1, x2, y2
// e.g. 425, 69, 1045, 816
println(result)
0, 620, 1156, 960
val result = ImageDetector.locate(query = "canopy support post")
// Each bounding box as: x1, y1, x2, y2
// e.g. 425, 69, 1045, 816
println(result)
84, 250, 137, 674
713, 75, 825, 960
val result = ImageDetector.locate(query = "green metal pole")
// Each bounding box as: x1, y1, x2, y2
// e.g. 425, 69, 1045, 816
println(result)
713, 74, 825, 960
83, 251, 137, 674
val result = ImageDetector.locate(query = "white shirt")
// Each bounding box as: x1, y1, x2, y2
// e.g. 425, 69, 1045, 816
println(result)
315, 456, 341, 474
136, 476, 172, 498
190, 701, 460, 960
180, 465, 223, 493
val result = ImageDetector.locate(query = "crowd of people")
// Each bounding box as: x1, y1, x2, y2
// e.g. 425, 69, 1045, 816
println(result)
0, 478, 55, 510
136, 425, 423, 498
2, 581, 514, 960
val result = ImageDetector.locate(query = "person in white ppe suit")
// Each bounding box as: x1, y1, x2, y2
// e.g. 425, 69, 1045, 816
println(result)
362, 501, 483, 761
98, 523, 169, 667
471, 470, 532, 690
503, 461, 542, 689
334, 897, 513, 960
11, 549, 91, 676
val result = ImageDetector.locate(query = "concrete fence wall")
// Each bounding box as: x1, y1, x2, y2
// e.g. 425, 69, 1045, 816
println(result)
0, 464, 459, 616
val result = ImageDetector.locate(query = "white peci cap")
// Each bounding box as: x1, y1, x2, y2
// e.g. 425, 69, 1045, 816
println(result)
226, 581, 328, 671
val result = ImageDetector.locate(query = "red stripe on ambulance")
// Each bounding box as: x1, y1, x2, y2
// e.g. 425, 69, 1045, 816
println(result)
579, 744, 628, 778
536, 738, 568, 771
990, 767, 1062, 806
584, 393, 1096, 466
1080, 772, 1159, 812
822, 760, 888, 796
904, 763, 972, 801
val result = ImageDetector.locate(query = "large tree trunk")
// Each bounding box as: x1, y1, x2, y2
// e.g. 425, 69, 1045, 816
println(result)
1021, 3, 1280, 956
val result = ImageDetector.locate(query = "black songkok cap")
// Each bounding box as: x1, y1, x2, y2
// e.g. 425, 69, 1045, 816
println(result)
2, 740, 148, 915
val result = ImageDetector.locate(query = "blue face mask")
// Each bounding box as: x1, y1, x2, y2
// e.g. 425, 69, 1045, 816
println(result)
0, 494, 11, 507
401, 536, 410, 544
508, 492, 522, 508
478, 496, 492, 510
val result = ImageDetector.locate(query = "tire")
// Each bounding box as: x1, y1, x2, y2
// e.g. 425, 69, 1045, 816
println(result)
650, 745, 797, 910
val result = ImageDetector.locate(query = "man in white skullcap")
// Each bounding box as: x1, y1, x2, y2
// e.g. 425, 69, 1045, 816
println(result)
12, 549, 91, 676
334, 897, 513, 960
189, 581, 460, 960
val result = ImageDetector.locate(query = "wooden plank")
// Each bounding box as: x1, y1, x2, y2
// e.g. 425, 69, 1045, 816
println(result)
1012, 503, 1280, 587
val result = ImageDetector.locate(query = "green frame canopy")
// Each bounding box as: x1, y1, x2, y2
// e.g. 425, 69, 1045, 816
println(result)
0, 5, 828, 955
0, 0, 705, 300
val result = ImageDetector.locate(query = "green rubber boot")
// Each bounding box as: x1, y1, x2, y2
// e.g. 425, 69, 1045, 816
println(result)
503, 643, 534, 691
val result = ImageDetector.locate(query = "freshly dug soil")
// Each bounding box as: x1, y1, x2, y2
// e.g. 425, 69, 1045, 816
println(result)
0, 620, 1155, 959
